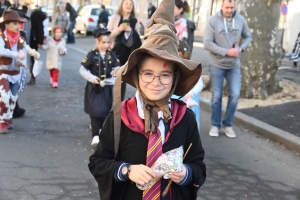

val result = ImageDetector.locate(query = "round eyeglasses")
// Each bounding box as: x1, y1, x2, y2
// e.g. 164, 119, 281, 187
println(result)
139, 72, 173, 85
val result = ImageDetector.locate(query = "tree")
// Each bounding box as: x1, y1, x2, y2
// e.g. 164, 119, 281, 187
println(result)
238, 0, 283, 100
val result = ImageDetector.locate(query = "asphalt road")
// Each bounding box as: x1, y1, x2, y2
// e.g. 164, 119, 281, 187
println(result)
0, 35, 299, 200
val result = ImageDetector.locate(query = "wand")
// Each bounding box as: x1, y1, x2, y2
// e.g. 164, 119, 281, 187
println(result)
162, 143, 193, 197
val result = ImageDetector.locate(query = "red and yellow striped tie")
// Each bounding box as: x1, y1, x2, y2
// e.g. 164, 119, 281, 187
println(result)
142, 130, 163, 200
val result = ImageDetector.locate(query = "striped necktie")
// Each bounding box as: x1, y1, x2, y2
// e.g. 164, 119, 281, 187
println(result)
142, 129, 163, 200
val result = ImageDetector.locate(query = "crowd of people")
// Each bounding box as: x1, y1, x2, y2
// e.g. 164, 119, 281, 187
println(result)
0, 0, 255, 198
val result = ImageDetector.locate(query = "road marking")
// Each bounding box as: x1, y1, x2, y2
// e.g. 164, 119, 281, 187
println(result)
68, 46, 88, 54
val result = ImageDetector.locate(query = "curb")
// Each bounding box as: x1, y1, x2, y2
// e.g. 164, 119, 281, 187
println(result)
200, 97, 300, 153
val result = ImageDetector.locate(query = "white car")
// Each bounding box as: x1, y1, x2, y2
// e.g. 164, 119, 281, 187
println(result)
75, 5, 115, 35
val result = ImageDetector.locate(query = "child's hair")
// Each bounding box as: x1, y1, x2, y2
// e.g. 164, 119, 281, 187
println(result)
184, 1, 190, 13
175, 0, 184, 15
53, 26, 64, 33
178, 40, 190, 60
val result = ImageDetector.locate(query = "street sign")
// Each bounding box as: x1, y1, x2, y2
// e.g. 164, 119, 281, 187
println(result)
280, 3, 288, 16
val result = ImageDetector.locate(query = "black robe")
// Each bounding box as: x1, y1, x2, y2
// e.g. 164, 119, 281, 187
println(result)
89, 98, 206, 200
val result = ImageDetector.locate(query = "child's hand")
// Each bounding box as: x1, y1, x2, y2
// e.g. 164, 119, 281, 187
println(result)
34, 52, 40, 60
16, 61, 23, 67
129, 164, 158, 185
94, 78, 100, 84
169, 165, 187, 183
60, 51, 66, 56
17, 52, 25, 60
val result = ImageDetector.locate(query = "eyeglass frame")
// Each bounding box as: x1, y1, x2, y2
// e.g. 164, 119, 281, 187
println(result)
138, 71, 174, 85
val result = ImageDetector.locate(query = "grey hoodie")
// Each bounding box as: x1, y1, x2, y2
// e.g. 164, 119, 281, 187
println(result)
204, 10, 252, 69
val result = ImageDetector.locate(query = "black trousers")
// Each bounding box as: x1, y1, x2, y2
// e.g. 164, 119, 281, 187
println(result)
90, 116, 105, 137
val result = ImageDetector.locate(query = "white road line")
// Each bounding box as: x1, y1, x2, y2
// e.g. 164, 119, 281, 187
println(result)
68, 46, 88, 54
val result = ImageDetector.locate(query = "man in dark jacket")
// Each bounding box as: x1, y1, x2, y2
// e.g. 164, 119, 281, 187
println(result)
66, 2, 77, 44
147, 3, 156, 19
97, 5, 109, 27
28, 7, 46, 85
0, 0, 11, 17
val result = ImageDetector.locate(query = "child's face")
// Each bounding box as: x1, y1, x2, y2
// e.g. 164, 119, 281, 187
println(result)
174, 5, 183, 18
138, 57, 174, 101
96, 35, 110, 52
54, 29, 63, 39
5, 21, 20, 33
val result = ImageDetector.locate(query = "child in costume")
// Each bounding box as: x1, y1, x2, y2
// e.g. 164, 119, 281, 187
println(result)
174, 40, 203, 130
79, 26, 120, 148
88, 0, 206, 199
0, 10, 27, 133
42, 25, 67, 88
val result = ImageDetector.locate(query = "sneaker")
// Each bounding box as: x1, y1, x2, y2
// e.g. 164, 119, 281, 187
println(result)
4, 119, 13, 129
91, 135, 100, 148
52, 82, 58, 88
223, 126, 236, 138
0, 122, 8, 134
209, 126, 219, 137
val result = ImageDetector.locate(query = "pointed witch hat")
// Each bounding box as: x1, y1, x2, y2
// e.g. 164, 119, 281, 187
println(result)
111, 0, 202, 157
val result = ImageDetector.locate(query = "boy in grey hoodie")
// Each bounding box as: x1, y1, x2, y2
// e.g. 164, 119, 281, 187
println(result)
204, 0, 252, 138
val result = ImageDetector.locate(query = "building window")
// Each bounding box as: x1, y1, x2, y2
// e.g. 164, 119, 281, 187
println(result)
113, 0, 121, 8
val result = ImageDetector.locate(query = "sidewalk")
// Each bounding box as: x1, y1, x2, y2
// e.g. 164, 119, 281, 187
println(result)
194, 36, 300, 153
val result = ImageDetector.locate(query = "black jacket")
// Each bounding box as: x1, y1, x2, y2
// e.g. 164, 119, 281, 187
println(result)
81, 49, 120, 118
97, 9, 109, 26
30, 9, 46, 46
66, 3, 78, 22
89, 99, 206, 200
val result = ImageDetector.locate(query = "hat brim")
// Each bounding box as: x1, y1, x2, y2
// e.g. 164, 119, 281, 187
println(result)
114, 47, 202, 97
0, 17, 28, 26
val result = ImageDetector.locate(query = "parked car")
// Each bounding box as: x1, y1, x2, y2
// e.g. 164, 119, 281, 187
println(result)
74, 5, 115, 35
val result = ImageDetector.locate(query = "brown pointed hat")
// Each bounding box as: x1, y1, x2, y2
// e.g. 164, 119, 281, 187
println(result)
112, 0, 202, 97
111, 0, 202, 157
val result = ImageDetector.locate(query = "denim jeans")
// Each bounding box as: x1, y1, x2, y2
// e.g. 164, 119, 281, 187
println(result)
209, 65, 241, 129
67, 20, 76, 44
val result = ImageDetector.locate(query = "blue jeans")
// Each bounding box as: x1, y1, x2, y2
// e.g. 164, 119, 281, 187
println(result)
9, 82, 18, 96
209, 65, 241, 129
67, 20, 76, 44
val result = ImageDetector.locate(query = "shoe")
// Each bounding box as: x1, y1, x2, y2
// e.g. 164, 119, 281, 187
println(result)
52, 82, 58, 88
223, 126, 236, 138
91, 135, 100, 148
27, 76, 36, 85
4, 119, 13, 129
209, 126, 219, 137
293, 62, 298, 68
0, 122, 8, 134
13, 101, 25, 118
